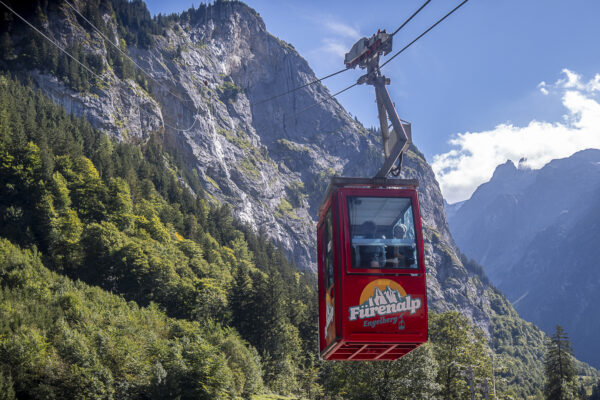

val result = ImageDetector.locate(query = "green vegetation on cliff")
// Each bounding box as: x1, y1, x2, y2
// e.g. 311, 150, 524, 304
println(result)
0, 0, 158, 92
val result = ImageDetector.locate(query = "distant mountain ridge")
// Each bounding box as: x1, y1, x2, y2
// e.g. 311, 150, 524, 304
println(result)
443, 199, 464, 220
447, 149, 600, 367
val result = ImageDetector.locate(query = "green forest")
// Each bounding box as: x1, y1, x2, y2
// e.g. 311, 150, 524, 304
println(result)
0, 0, 599, 398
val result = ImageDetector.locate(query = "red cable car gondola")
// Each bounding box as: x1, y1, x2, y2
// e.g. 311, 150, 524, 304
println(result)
317, 177, 427, 361
317, 30, 428, 361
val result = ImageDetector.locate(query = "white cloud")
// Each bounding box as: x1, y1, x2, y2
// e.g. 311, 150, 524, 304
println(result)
556, 68, 600, 92
432, 69, 600, 203
322, 20, 361, 39
318, 38, 349, 59
306, 15, 361, 63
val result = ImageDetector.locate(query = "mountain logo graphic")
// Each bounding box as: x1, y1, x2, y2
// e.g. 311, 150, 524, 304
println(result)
349, 279, 421, 321
325, 291, 335, 340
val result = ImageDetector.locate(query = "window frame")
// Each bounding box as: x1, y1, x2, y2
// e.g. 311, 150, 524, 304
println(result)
322, 208, 335, 297
340, 188, 424, 275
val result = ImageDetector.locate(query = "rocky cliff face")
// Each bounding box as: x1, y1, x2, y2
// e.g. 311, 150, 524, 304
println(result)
447, 160, 537, 283
27, 0, 382, 272
15, 0, 512, 331
9, 0, 593, 390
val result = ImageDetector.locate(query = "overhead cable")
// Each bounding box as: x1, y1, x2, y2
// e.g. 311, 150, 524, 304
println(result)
292, 83, 358, 118
391, 0, 432, 36
0, 0, 111, 87
286, 0, 469, 118
64, 0, 192, 104
254, 67, 350, 106
0, 0, 199, 132
163, 115, 199, 132
381, 0, 469, 69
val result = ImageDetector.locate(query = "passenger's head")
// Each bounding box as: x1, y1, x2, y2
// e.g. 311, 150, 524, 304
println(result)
361, 221, 377, 237
393, 224, 407, 239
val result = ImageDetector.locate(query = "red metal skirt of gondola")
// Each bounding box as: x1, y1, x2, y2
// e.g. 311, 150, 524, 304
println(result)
318, 177, 427, 361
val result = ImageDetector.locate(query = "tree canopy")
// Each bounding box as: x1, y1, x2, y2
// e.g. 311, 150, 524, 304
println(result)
544, 325, 578, 400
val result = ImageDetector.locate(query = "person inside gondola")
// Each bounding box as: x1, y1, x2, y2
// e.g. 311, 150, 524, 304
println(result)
386, 223, 416, 268
357, 220, 386, 268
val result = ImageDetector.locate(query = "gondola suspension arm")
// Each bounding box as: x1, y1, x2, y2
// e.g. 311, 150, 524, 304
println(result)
350, 35, 412, 178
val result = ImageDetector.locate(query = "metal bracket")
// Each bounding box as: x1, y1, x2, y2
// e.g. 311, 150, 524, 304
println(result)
357, 57, 411, 178
374, 77, 411, 177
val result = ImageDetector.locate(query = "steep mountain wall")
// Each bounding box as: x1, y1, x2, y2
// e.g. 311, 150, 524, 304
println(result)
24, 0, 383, 272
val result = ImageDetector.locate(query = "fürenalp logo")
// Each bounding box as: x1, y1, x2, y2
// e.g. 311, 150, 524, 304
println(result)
349, 280, 421, 322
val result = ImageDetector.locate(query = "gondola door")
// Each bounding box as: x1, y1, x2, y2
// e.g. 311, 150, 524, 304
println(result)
318, 203, 339, 354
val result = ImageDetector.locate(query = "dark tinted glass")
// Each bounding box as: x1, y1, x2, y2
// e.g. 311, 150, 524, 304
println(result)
348, 196, 417, 269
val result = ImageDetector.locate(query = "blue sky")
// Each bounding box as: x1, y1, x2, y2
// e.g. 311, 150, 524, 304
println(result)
145, 0, 600, 202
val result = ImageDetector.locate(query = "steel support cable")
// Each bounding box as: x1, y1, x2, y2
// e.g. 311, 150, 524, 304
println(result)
391, 0, 432, 36
163, 115, 199, 132
0, 0, 199, 132
64, 0, 193, 104
286, 0, 468, 121
254, 67, 350, 106
0, 0, 111, 87
292, 82, 358, 118
381, 0, 469, 69
257, 0, 430, 107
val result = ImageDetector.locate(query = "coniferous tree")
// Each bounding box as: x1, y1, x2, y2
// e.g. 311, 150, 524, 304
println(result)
429, 311, 493, 400
590, 381, 600, 400
48, 44, 59, 73
0, 32, 15, 61
25, 38, 40, 65
0, 371, 16, 400
544, 325, 578, 400
68, 57, 80, 90
229, 262, 253, 335
57, 53, 69, 81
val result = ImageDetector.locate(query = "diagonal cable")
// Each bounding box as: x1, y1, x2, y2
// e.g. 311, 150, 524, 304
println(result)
391, 0, 432, 36
381, 0, 469, 69
64, 0, 191, 104
0, 0, 198, 132
254, 67, 350, 106
163, 115, 198, 132
291, 83, 358, 118
0, 0, 111, 87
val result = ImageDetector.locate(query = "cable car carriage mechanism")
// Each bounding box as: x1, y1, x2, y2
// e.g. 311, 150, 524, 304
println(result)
318, 30, 427, 361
